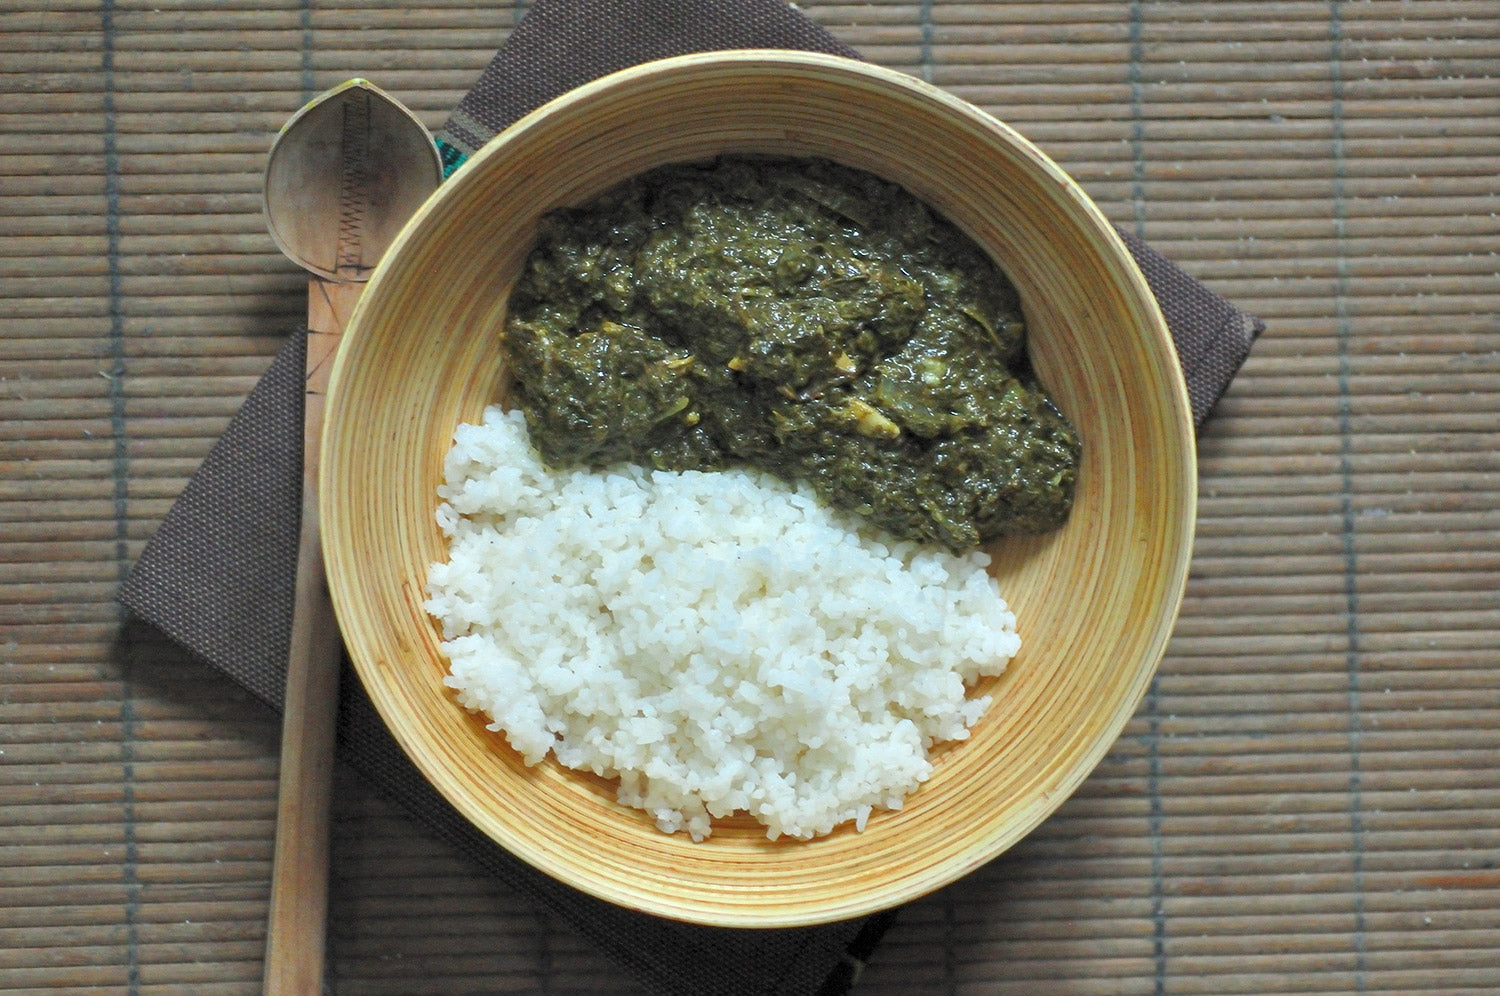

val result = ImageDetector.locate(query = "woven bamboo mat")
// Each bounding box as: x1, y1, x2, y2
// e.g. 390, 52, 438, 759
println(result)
3, 1, 1497, 992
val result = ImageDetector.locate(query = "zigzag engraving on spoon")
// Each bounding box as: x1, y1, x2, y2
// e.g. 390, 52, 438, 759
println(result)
335, 91, 370, 278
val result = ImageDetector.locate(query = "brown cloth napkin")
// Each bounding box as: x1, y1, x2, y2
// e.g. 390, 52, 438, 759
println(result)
119, 2, 1262, 994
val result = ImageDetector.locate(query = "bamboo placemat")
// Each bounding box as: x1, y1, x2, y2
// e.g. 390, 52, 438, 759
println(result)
2, 1, 1497, 993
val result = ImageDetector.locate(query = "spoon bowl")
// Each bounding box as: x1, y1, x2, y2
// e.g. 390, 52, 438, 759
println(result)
265, 78, 442, 281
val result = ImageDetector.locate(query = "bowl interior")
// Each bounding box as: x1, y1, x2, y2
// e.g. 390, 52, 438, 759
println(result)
321, 51, 1196, 927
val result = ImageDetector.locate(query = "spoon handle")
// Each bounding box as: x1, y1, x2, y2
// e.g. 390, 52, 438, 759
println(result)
263, 278, 363, 995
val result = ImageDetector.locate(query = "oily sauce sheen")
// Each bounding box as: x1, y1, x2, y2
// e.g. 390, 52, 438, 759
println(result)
503, 156, 1080, 551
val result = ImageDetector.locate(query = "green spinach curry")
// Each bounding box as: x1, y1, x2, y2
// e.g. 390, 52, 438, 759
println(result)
503, 157, 1080, 551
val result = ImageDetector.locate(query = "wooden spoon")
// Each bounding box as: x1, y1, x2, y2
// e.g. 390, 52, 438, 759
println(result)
260, 78, 441, 995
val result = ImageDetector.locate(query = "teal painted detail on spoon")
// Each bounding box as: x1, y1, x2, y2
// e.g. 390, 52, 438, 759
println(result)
436, 137, 467, 180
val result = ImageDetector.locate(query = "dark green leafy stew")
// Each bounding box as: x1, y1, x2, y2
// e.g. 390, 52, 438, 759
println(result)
503, 156, 1080, 551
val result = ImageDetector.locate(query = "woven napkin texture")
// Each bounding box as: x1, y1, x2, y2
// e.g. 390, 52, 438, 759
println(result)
119, 2, 1263, 994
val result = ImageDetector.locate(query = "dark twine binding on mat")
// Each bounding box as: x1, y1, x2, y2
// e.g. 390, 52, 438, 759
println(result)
119, 2, 1262, 993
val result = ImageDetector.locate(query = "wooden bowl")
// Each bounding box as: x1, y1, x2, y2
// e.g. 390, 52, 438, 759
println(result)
321, 51, 1196, 927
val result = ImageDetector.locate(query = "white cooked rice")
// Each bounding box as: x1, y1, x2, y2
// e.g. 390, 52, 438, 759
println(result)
423, 405, 1020, 841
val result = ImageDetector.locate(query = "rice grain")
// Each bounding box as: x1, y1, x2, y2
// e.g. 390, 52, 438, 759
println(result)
424, 406, 1019, 841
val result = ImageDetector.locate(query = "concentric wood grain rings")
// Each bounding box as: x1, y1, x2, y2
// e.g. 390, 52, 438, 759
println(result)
320, 51, 1195, 927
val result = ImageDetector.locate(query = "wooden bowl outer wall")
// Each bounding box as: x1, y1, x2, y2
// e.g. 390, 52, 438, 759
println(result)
320, 51, 1197, 928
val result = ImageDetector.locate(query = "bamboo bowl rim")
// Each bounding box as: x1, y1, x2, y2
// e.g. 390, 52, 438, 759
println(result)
321, 50, 1196, 927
